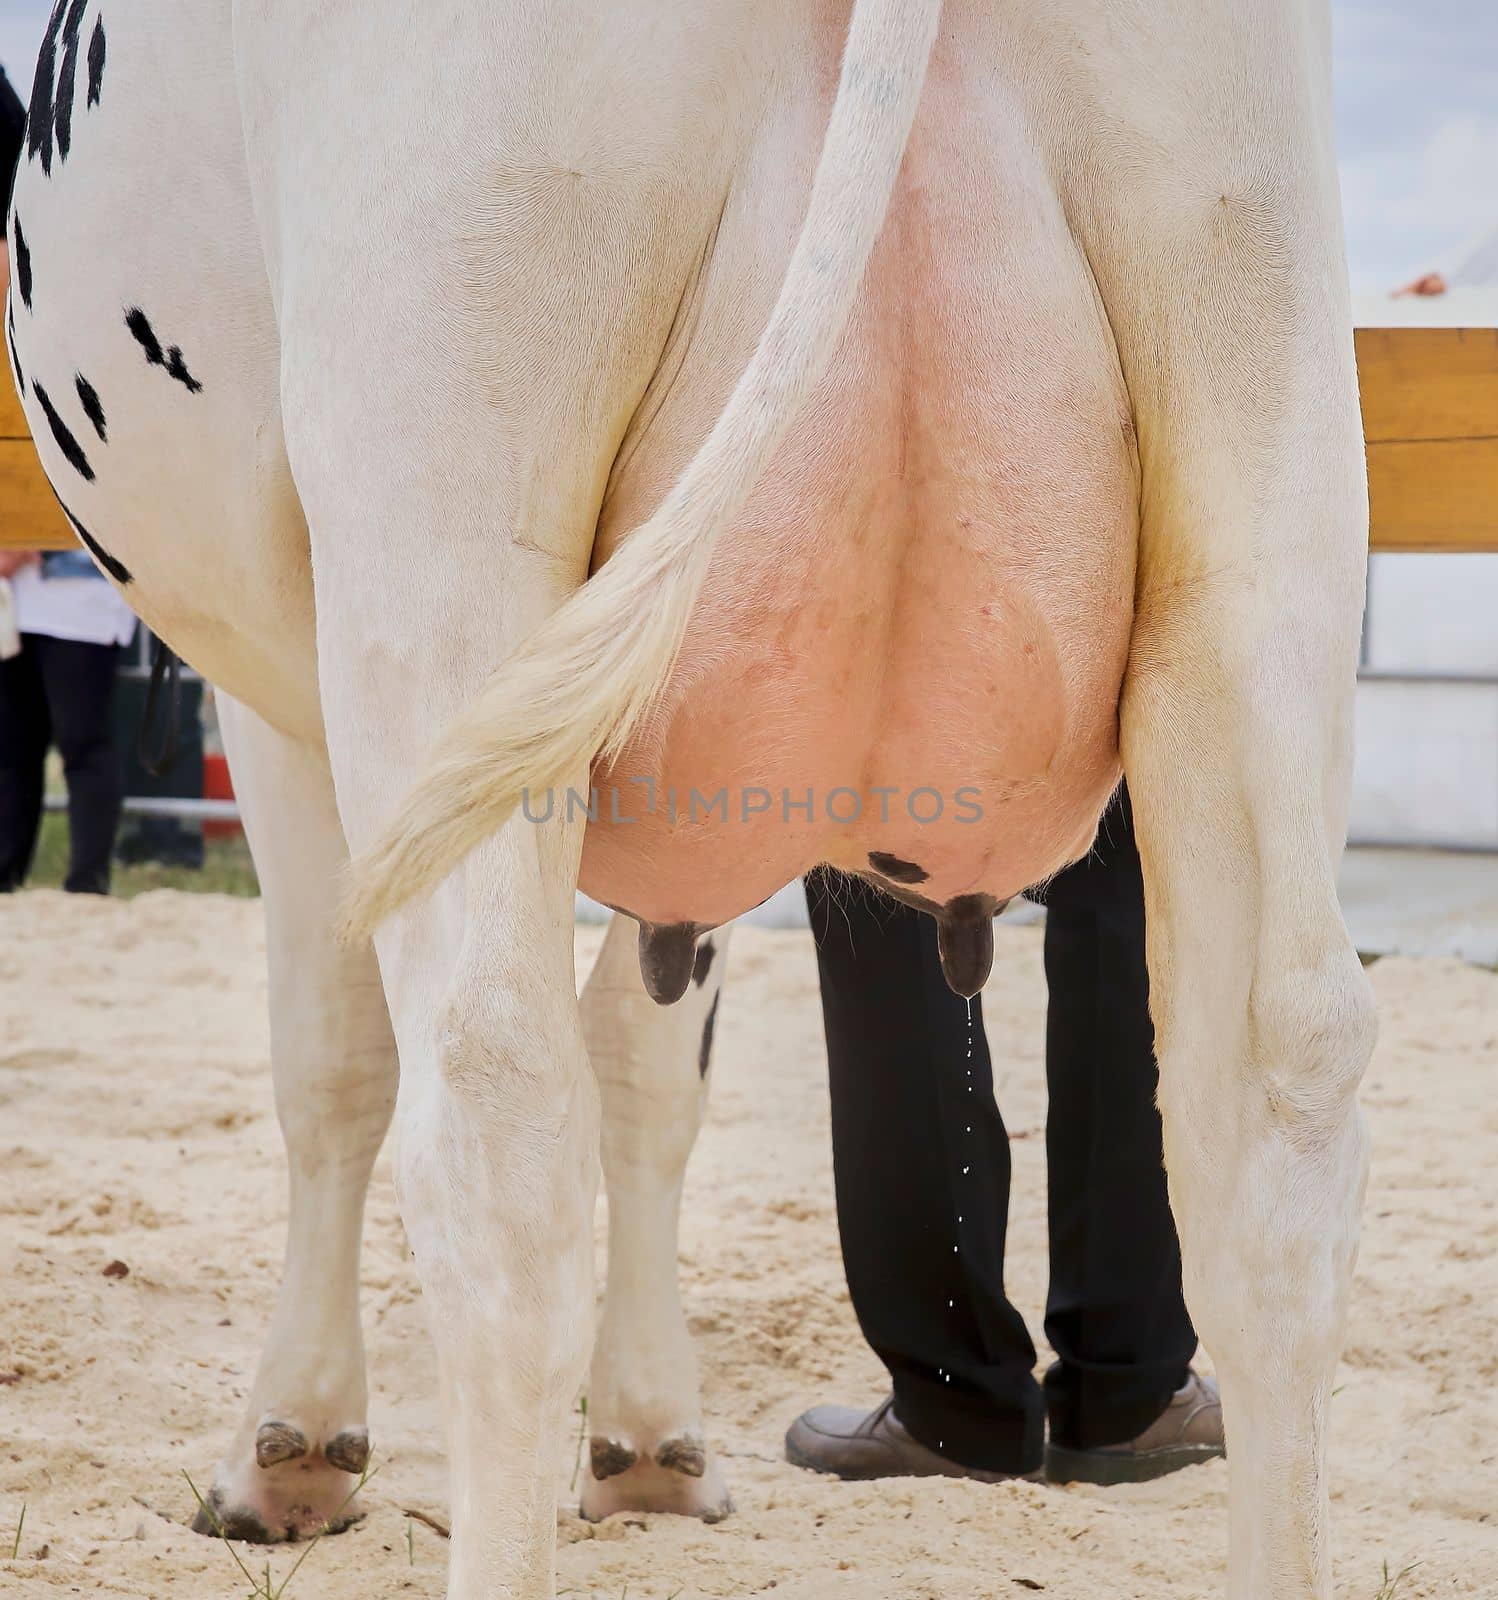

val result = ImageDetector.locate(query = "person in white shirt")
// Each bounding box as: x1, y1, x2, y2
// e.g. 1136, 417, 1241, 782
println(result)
0, 546, 136, 893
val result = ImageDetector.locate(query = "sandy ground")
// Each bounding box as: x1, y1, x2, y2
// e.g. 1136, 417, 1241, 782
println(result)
0, 889, 1494, 1599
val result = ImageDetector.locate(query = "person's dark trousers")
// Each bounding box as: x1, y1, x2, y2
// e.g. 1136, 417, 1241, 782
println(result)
803, 787, 1196, 1476
1038, 787, 1197, 1450
0, 640, 49, 889
0, 633, 123, 894
805, 867, 1045, 1475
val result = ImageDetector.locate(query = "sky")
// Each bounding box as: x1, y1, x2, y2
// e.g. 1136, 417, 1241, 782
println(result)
0, 0, 1493, 296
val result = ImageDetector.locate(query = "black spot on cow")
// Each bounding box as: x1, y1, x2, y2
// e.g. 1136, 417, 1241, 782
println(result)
26, 0, 92, 175
692, 938, 715, 988
32, 379, 93, 481
12, 217, 32, 310
867, 851, 929, 885
698, 993, 720, 1079
27, 1, 68, 174
52, 0, 90, 165
125, 305, 163, 362
166, 348, 202, 393
55, 495, 131, 584
87, 16, 106, 108
75, 373, 106, 440
126, 307, 204, 394
7, 310, 24, 394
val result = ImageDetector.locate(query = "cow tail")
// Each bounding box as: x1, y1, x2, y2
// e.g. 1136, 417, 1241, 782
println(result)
342, 0, 945, 939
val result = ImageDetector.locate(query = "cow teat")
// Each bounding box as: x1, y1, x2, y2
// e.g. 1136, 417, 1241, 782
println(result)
935, 895, 1006, 998
637, 920, 709, 1006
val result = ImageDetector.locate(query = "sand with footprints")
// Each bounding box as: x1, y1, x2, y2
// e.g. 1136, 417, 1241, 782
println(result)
0, 888, 1494, 1597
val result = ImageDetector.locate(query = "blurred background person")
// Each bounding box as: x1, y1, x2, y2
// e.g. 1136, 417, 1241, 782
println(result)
0, 547, 137, 893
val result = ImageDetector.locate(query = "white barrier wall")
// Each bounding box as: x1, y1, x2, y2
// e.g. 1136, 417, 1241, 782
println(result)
1352, 553, 1498, 849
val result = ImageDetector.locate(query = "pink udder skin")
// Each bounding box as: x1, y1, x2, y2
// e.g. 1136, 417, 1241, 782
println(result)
579, 62, 1138, 928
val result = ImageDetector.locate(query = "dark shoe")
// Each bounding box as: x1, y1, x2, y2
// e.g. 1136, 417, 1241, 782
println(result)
785, 1396, 1021, 1484
1045, 1371, 1225, 1485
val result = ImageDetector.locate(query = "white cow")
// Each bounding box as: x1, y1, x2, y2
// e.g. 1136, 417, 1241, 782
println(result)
9, 1, 1374, 1596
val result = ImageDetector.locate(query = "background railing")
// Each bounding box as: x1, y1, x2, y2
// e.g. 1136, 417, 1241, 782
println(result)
4, 326, 1496, 554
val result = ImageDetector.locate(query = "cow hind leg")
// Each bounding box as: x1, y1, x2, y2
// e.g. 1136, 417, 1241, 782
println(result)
278, 345, 614, 1599
335, 800, 596, 1600
247, 23, 748, 1568
193, 699, 398, 1543
1127, 601, 1374, 1600
581, 915, 733, 1522
1109, 249, 1374, 1600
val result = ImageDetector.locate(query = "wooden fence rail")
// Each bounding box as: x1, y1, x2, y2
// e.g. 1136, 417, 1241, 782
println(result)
1358, 327, 1498, 552
3, 326, 1497, 553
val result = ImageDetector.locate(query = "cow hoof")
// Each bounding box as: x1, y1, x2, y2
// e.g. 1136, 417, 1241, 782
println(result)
580, 1433, 732, 1523
191, 1427, 371, 1544
654, 1436, 707, 1478
589, 1437, 639, 1481
254, 1421, 309, 1468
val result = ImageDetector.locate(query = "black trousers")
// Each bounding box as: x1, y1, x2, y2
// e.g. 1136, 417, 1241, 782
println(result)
0, 632, 122, 895
804, 791, 1197, 1475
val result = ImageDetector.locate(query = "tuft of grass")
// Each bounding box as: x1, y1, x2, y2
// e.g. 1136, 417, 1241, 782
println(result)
184, 1463, 377, 1600
407, 1514, 415, 1567
1373, 1559, 1421, 1600
9, 1502, 23, 1560
570, 1394, 589, 1493
561, 1583, 683, 1599
30, 811, 260, 897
